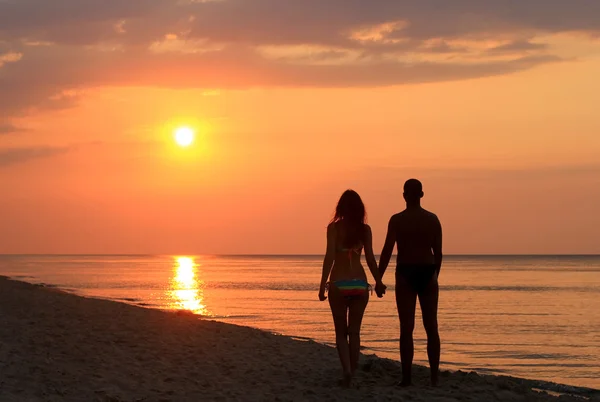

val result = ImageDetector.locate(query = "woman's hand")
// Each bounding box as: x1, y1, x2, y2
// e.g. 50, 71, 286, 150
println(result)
318, 287, 327, 301
375, 281, 387, 298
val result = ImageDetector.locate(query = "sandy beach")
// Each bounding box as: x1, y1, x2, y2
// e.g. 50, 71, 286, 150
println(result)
0, 276, 597, 402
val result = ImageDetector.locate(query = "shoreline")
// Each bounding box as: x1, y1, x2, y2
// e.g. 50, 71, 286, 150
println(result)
0, 276, 598, 401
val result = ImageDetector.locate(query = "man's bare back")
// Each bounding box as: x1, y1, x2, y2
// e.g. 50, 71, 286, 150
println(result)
391, 208, 441, 266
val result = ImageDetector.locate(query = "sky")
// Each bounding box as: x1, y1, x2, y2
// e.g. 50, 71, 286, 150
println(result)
1, 0, 600, 254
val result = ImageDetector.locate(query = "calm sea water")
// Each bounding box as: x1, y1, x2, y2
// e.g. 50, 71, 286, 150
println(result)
0, 255, 598, 389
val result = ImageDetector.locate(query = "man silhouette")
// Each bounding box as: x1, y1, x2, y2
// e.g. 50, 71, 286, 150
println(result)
379, 179, 443, 386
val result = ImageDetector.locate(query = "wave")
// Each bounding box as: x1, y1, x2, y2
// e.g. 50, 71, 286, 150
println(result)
47, 280, 600, 294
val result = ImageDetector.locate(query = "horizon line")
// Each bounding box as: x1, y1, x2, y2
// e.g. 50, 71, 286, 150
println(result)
1, 253, 599, 257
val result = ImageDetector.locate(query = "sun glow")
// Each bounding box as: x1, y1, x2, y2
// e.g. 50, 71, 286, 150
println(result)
174, 126, 195, 147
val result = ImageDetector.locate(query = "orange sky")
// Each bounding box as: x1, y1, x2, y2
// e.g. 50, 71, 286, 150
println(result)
1, 1, 600, 254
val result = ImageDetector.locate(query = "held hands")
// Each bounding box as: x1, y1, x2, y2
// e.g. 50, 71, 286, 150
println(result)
375, 281, 387, 298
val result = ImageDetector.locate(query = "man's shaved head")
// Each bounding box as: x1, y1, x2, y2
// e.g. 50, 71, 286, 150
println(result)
403, 179, 424, 203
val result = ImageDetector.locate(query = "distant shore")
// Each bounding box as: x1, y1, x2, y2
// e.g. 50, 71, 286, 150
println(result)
0, 276, 597, 402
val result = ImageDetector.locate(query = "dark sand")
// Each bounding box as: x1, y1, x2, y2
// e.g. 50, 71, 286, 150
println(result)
0, 276, 598, 402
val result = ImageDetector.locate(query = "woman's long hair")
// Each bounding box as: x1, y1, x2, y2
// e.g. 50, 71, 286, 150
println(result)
330, 190, 366, 247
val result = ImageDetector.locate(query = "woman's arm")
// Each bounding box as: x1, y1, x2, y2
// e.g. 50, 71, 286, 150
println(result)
319, 223, 336, 300
364, 225, 385, 296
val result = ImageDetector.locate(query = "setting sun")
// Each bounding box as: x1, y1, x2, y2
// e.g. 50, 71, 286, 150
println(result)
174, 126, 195, 147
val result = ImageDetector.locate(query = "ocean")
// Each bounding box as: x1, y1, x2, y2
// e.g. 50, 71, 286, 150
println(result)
0, 255, 598, 389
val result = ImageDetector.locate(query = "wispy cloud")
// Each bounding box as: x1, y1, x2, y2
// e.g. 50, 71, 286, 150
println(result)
0, 146, 71, 167
0, 123, 26, 135
355, 163, 600, 180
0, 51, 23, 67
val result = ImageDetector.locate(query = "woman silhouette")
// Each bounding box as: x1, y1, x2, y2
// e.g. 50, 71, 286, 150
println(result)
318, 190, 386, 387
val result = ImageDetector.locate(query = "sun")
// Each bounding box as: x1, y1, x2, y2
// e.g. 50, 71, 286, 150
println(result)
174, 126, 195, 147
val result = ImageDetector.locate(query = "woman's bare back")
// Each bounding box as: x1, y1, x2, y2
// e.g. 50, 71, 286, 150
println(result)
329, 222, 368, 282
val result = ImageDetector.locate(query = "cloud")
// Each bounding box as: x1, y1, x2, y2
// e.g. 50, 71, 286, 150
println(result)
488, 40, 548, 53
355, 163, 600, 180
0, 51, 22, 67
0, 123, 25, 135
0, 146, 71, 167
0, 0, 598, 117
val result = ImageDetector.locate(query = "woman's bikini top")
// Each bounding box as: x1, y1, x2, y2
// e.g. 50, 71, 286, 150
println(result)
338, 244, 363, 260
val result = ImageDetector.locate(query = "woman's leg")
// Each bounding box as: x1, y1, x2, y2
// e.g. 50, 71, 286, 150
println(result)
419, 273, 440, 386
347, 290, 369, 376
328, 287, 352, 385
395, 273, 418, 386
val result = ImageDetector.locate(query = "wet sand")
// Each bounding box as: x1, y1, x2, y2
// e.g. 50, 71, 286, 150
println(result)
0, 276, 597, 402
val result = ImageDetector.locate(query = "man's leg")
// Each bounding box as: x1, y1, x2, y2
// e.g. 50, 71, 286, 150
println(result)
419, 273, 440, 386
395, 273, 418, 386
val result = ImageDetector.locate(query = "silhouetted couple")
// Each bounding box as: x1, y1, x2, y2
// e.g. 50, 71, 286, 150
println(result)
318, 179, 443, 388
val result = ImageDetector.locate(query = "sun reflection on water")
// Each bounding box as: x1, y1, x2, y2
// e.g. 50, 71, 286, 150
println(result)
170, 256, 209, 315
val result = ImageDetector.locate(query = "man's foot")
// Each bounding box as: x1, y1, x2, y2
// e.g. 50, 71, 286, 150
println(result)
396, 379, 413, 387
340, 372, 353, 388
430, 370, 439, 387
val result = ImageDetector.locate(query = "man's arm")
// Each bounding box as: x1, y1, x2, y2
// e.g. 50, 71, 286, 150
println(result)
432, 216, 443, 276
378, 216, 396, 279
